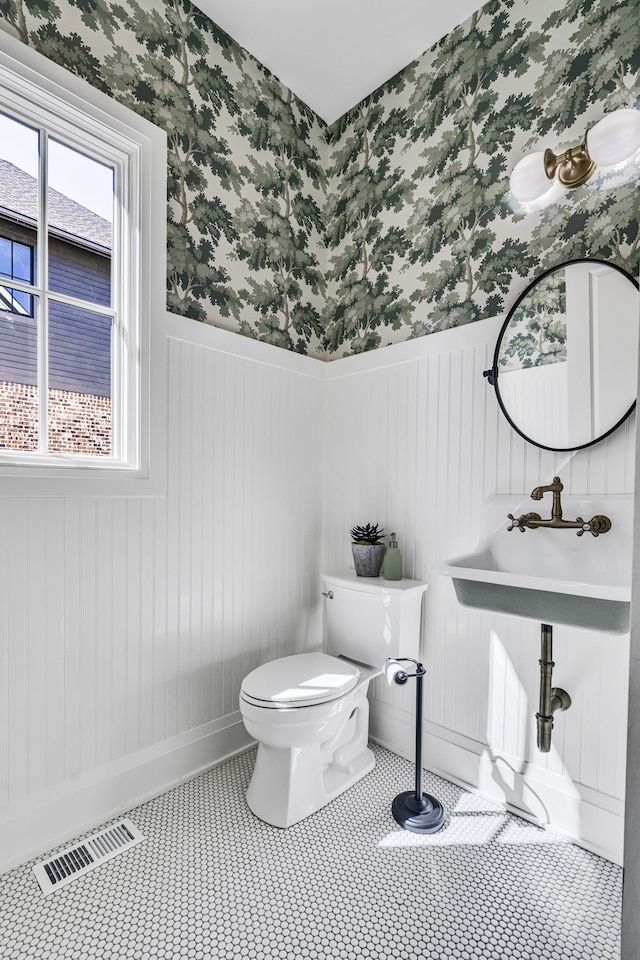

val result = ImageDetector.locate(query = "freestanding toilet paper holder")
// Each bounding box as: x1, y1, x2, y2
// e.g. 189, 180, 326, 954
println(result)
383, 657, 445, 834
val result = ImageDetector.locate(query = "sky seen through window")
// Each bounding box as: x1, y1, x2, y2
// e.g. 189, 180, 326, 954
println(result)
0, 112, 114, 222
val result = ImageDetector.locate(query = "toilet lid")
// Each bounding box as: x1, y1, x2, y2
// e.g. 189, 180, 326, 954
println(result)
240, 653, 360, 708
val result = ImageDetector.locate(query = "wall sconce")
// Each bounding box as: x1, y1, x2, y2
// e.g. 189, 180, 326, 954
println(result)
510, 108, 640, 203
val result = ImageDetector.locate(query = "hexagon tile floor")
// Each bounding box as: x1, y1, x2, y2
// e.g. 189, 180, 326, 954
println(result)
0, 744, 621, 960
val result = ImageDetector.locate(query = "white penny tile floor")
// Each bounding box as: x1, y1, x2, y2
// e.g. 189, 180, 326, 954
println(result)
0, 744, 621, 959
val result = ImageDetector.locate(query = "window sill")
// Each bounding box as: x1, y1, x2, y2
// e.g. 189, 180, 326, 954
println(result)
0, 467, 165, 497
0, 311, 167, 499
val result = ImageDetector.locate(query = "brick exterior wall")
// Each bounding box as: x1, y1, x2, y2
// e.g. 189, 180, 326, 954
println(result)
0, 380, 38, 451
0, 380, 111, 456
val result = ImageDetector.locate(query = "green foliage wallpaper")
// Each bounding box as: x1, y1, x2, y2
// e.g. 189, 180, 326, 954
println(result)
0, 0, 328, 355
323, 0, 640, 356
498, 272, 567, 371
0, 0, 638, 360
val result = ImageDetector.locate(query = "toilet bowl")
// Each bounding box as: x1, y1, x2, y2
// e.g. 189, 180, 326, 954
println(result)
239, 570, 428, 828
240, 651, 378, 827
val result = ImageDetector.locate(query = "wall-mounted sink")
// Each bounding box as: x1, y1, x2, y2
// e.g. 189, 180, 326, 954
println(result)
439, 495, 632, 633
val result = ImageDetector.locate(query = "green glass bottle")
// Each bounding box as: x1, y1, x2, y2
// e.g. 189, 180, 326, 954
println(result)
383, 532, 402, 581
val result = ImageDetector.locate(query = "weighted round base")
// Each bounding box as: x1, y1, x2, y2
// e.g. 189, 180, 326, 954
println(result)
391, 791, 445, 834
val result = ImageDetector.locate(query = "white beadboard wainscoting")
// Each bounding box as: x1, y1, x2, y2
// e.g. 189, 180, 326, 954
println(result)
322, 317, 634, 865
0, 311, 634, 874
0, 312, 326, 874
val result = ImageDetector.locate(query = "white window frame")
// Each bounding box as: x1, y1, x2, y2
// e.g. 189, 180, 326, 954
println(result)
0, 32, 166, 494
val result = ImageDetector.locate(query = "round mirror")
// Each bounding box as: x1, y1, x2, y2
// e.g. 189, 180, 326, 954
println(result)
490, 258, 639, 451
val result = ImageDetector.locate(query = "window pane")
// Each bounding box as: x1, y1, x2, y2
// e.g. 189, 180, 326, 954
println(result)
13, 289, 34, 316
0, 238, 34, 299
0, 282, 33, 317
0, 292, 39, 452
47, 299, 112, 457
48, 140, 113, 308
12, 240, 33, 283
0, 238, 11, 278
0, 112, 39, 286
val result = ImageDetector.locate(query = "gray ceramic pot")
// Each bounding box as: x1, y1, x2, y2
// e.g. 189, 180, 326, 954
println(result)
351, 543, 385, 577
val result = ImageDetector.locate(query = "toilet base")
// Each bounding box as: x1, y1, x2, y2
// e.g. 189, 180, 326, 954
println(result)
391, 790, 445, 834
243, 684, 375, 828
246, 743, 375, 828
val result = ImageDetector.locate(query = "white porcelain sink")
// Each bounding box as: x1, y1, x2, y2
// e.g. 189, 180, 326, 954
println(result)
439, 495, 632, 633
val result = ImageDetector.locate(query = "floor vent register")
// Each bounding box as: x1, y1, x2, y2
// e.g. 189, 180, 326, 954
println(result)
32, 818, 144, 894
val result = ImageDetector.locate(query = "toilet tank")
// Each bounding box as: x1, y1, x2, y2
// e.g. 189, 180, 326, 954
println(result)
321, 570, 428, 667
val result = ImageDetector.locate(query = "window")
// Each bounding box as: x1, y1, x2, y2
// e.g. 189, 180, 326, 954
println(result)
0, 32, 166, 485
0, 110, 118, 457
0, 236, 34, 317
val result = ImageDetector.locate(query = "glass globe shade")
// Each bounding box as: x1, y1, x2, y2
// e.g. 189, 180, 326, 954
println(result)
586, 109, 640, 167
510, 152, 554, 203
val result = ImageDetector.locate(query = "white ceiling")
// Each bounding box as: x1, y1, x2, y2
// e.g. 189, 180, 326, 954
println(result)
195, 0, 487, 125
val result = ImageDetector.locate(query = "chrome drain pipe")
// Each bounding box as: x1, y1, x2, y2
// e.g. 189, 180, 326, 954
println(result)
536, 623, 571, 753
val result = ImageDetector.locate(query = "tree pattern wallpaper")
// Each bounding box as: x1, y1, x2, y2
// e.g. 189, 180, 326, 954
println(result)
0, 0, 328, 355
0, 0, 638, 359
323, 0, 640, 356
498, 271, 567, 371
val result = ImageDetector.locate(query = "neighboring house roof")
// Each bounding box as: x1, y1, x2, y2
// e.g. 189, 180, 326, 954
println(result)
0, 159, 111, 253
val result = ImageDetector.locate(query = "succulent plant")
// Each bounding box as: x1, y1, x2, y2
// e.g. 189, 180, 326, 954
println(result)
350, 523, 385, 545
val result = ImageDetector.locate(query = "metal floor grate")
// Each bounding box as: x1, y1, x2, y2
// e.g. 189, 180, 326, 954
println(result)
32, 818, 144, 895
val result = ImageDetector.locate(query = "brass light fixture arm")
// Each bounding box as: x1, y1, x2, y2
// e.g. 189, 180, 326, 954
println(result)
510, 109, 640, 204
543, 139, 596, 190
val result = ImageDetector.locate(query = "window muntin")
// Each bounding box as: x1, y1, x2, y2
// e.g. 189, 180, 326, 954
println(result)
0, 108, 119, 460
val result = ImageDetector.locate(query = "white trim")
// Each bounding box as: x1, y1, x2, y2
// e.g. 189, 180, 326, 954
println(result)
163, 309, 327, 379
0, 713, 253, 876
0, 308, 167, 496
0, 31, 166, 488
323, 314, 505, 379
38, 127, 48, 452
155, 306, 500, 383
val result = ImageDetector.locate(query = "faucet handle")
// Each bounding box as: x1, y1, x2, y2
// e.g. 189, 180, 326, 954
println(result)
507, 512, 542, 532
507, 513, 526, 532
575, 515, 612, 537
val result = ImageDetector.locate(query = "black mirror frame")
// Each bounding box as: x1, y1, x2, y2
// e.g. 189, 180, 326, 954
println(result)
485, 257, 640, 453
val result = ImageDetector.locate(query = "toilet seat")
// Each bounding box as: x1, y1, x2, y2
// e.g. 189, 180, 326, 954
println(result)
240, 652, 361, 709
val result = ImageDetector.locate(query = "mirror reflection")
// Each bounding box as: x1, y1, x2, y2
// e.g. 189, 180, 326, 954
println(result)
494, 260, 639, 450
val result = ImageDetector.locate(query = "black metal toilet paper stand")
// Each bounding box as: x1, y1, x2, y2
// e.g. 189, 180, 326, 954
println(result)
388, 658, 445, 834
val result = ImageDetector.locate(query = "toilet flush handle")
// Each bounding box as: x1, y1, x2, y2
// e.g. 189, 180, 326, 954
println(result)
322, 590, 334, 599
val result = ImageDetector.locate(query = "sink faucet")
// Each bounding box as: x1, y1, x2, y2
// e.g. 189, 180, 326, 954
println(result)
530, 476, 564, 521
507, 476, 612, 537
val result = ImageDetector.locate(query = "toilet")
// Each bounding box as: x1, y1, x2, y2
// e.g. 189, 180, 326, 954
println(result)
239, 569, 428, 827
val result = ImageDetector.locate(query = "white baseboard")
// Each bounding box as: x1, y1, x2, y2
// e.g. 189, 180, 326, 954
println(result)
370, 699, 624, 865
2, 701, 623, 875
0, 713, 253, 876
